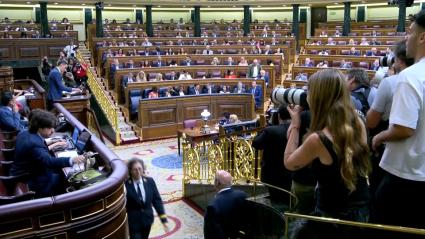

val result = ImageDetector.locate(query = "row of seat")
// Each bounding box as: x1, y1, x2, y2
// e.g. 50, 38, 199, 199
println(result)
0, 130, 35, 205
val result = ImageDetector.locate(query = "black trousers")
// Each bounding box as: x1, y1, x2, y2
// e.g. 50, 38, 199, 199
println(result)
129, 225, 151, 239
373, 171, 425, 239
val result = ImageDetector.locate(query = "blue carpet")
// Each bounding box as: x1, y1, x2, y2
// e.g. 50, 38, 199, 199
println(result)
151, 154, 183, 169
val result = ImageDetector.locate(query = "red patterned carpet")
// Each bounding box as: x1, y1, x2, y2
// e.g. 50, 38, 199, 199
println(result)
112, 139, 204, 239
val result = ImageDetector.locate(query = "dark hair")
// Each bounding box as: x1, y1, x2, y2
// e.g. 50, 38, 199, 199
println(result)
393, 40, 415, 67
223, 112, 231, 119
127, 158, 146, 177
28, 109, 57, 133
57, 60, 68, 66
278, 104, 290, 121
412, 10, 425, 28
347, 68, 370, 86
0, 91, 14, 106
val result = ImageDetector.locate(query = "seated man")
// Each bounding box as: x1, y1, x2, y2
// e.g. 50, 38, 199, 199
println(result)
204, 170, 248, 239
258, 70, 269, 86
295, 73, 308, 81
233, 81, 246, 93
202, 83, 217, 94
304, 58, 314, 67
189, 84, 201, 95
202, 45, 214, 55
10, 109, 86, 197
0, 91, 27, 131
178, 71, 192, 80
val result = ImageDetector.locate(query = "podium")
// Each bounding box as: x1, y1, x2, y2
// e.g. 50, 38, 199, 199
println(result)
54, 94, 90, 126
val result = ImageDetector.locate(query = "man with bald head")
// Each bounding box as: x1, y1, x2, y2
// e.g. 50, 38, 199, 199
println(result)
204, 170, 248, 239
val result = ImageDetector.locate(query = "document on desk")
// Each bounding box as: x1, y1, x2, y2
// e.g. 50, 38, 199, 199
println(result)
57, 150, 79, 158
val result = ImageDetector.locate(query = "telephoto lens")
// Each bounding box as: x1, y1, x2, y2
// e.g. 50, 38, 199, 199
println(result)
271, 87, 309, 109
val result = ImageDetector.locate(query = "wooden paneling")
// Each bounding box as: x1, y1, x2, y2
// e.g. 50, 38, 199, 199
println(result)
138, 94, 255, 140
0, 38, 72, 62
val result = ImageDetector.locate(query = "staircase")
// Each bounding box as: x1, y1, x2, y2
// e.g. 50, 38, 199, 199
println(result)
78, 42, 140, 144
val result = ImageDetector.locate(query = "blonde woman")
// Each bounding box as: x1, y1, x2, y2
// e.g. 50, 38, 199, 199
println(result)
155, 73, 163, 82
136, 71, 147, 82
284, 69, 371, 237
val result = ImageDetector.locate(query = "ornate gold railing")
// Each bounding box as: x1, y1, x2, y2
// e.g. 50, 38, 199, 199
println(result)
77, 52, 121, 144
182, 129, 262, 184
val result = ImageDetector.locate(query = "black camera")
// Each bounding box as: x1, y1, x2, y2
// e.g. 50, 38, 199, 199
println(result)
271, 87, 309, 109
379, 54, 395, 67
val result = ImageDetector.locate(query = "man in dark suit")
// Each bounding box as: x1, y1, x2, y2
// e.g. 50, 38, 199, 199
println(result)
180, 56, 192, 66
10, 109, 85, 197
189, 84, 201, 95
165, 71, 179, 80
250, 81, 263, 109
248, 59, 262, 78
125, 158, 169, 239
204, 170, 248, 239
0, 91, 26, 131
233, 81, 246, 93
258, 70, 270, 86
47, 60, 80, 110
252, 105, 292, 203
152, 56, 165, 67
202, 83, 217, 94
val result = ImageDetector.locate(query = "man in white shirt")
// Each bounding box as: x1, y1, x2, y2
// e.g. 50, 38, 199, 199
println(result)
366, 40, 414, 199
202, 45, 214, 55
63, 40, 77, 58
372, 10, 425, 230
178, 71, 192, 80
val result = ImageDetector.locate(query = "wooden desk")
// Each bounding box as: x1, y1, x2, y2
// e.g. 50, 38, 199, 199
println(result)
138, 94, 255, 141
54, 94, 90, 126
14, 79, 46, 110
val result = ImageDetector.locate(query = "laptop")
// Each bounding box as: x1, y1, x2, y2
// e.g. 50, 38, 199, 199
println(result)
75, 129, 91, 153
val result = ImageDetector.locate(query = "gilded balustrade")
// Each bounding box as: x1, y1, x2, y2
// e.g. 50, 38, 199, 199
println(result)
77, 52, 121, 144
182, 130, 262, 184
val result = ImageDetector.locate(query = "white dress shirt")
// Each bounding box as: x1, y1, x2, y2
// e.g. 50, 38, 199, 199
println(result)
133, 179, 146, 202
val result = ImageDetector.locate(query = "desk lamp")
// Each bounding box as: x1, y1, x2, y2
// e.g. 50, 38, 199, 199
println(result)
201, 109, 211, 134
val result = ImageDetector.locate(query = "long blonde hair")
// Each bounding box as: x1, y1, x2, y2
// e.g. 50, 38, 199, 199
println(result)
307, 68, 371, 192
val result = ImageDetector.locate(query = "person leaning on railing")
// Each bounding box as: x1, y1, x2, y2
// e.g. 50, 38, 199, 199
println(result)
284, 69, 371, 239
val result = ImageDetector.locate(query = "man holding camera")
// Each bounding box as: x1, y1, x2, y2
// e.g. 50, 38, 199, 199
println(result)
366, 40, 414, 197
372, 10, 425, 231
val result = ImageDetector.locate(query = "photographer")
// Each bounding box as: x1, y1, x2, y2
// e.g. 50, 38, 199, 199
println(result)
346, 68, 377, 115
73, 61, 89, 86
372, 10, 425, 232
366, 40, 414, 198
41, 56, 53, 79
284, 69, 371, 238
252, 105, 292, 203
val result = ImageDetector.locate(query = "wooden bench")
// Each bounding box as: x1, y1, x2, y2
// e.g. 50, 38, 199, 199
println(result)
123, 78, 266, 119
314, 28, 404, 37
298, 54, 380, 70
95, 44, 291, 69
113, 65, 275, 101
285, 66, 376, 87
308, 36, 405, 45
137, 93, 255, 141
304, 45, 393, 56
104, 54, 283, 82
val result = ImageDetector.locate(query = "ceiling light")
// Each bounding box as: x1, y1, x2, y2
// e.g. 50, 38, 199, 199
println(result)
282, 4, 287, 7
157, 5, 161, 7
26, 1, 31, 4
334, 2, 339, 4
54, 2, 58, 4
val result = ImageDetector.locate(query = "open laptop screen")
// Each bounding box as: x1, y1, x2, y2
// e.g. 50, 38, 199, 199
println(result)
71, 127, 80, 145
75, 129, 91, 153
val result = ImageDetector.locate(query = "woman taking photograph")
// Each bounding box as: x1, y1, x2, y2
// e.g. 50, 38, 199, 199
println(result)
284, 69, 371, 238
125, 158, 169, 239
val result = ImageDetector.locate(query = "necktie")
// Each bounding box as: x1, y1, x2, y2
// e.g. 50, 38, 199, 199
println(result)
136, 182, 144, 202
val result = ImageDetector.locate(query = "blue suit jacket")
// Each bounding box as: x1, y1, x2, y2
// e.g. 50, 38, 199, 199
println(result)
204, 188, 248, 239
11, 130, 70, 196
0, 106, 24, 131
125, 177, 167, 231
250, 86, 263, 108
47, 67, 72, 101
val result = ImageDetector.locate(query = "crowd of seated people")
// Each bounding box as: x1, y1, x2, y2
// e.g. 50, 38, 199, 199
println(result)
310, 37, 399, 46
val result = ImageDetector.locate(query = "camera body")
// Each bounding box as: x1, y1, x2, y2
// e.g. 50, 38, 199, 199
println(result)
271, 87, 309, 109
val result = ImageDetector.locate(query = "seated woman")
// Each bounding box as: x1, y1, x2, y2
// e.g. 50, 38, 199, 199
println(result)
148, 86, 159, 99
225, 70, 237, 79
136, 70, 147, 82
219, 85, 231, 94
10, 109, 86, 197
228, 114, 241, 124
284, 69, 371, 238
